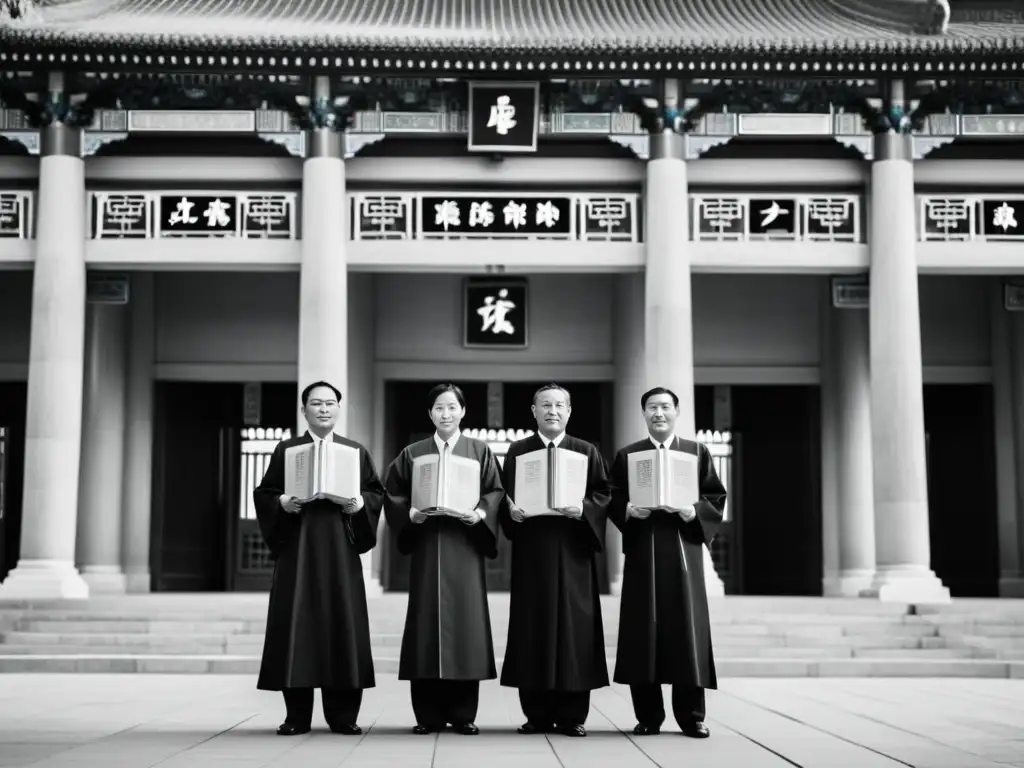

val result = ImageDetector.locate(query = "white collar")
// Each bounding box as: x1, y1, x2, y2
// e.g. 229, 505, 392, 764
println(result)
539, 431, 566, 447
649, 434, 675, 449
433, 432, 460, 452
308, 431, 332, 445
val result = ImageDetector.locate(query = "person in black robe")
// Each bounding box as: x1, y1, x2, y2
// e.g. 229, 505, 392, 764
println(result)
498, 383, 610, 738
608, 386, 727, 739
384, 383, 505, 736
252, 380, 385, 736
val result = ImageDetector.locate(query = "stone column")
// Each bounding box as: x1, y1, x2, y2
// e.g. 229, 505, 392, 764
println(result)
995, 282, 1024, 597
864, 126, 949, 603
76, 299, 128, 593
295, 78, 378, 594
819, 283, 842, 595
643, 97, 724, 597
122, 272, 155, 592
611, 271, 645, 594
0, 79, 90, 599
833, 304, 876, 595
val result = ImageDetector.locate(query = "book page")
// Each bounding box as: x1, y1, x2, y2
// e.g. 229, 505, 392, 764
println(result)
514, 449, 558, 517
552, 448, 588, 509
322, 443, 361, 501
411, 455, 440, 512
627, 450, 658, 508
666, 450, 700, 508
445, 455, 482, 513
284, 444, 314, 500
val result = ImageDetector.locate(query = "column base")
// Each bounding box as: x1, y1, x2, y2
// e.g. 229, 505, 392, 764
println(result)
609, 577, 624, 597
0, 559, 90, 599
829, 569, 876, 597
860, 566, 951, 604
998, 577, 1024, 598
80, 565, 127, 594
703, 546, 725, 598
124, 569, 151, 593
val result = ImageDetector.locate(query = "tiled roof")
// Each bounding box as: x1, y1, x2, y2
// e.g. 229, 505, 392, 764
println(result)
1, 0, 1022, 75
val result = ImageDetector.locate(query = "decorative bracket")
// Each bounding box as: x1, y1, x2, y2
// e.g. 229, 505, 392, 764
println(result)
0, 83, 120, 130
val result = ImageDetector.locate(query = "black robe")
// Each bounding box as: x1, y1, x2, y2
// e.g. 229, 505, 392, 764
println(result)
608, 436, 727, 689
383, 435, 505, 681
253, 431, 384, 691
497, 433, 611, 692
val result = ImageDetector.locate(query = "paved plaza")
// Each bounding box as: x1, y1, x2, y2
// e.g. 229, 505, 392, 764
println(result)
0, 674, 1022, 767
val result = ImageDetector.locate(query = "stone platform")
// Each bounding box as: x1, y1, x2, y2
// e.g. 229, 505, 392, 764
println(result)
1, 674, 1023, 767
1, 594, 1023, 677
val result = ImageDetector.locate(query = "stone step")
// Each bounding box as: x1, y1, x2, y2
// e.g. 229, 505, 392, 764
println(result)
0, 654, 1020, 678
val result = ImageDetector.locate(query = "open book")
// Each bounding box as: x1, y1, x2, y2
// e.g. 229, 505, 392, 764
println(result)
284, 440, 361, 503
411, 453, 481, 516
513, 446, 588, 517
627, 448, 699, 509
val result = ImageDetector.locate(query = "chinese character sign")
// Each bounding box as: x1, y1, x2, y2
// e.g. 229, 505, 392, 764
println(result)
748, 199, 797, 237
981, 199, 1023, 239
468, 82, 540, 153
160, 195, 237, 236
421, 196, 572, 237
464, 278, 529, 349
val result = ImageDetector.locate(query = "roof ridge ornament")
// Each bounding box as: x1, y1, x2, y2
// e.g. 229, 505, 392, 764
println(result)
0, 0, 29, 22
840, 0, 950, 35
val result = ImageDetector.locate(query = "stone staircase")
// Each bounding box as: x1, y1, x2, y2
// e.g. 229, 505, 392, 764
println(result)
0, 594, 1022, 677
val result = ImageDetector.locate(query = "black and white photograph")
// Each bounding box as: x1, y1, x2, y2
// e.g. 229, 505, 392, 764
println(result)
0, 0, 1023, 766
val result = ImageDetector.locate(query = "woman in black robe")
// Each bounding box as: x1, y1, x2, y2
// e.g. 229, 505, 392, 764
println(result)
384, 383, 506, 735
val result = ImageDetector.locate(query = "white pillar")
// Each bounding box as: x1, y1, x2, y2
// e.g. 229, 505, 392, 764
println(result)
611, 271, 645, 594
296, 77, 377, 595
833, 305, 876, 595
122, 272, 155, 593
643, 115, 724, 597
820, 283, 842, 595
864, 130, 949, 603
996, 282, 1024, 597
76, 299, 128, 593
0, 110, 90, 598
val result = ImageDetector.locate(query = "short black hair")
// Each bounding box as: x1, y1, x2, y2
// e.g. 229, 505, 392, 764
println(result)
427, 382, 466, 409
641, 386, 679, 410
301, 381, 342, 406
533, 383, 571, 407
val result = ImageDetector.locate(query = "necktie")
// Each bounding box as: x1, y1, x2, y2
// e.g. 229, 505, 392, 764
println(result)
438, 441, 449, 509
547, 441, 556, 509
657, 443, 666, 507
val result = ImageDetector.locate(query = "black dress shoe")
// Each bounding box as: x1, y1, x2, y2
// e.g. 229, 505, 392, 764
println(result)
451, 722, 479, 735
517, 721, 551, 735
681, 722, 710, 739
412, 724, 436, 735
329, 723, 362, 735
557, 724, 586, 737
276, 722, 311, 736
632, 723, 661, 736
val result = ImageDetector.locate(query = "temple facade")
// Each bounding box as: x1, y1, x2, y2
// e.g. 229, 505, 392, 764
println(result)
1, 0, 1023, 602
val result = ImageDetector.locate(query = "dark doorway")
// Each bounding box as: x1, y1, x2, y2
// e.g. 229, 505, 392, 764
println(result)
730, 385, 822, 596
152, 381, 296, 592
381, 380, 614, 594
924, 384, 998, 597
0, 382, 27, 583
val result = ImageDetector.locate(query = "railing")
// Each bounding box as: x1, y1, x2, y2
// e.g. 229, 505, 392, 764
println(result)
350, 192, 640, 242
0, 191, 33, 238
89, 191, 299, 240
918, 195, 1024, 241
691, 195, 861, 243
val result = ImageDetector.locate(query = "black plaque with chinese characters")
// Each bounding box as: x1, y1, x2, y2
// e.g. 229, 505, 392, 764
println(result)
464, 278, 528, 349
467, 82, 540, 153
159, 195, 238, 236
981, 199, 1024, 239
748, 198, 797, 238
421, 196, 572, 238
804, 198, 857, 240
